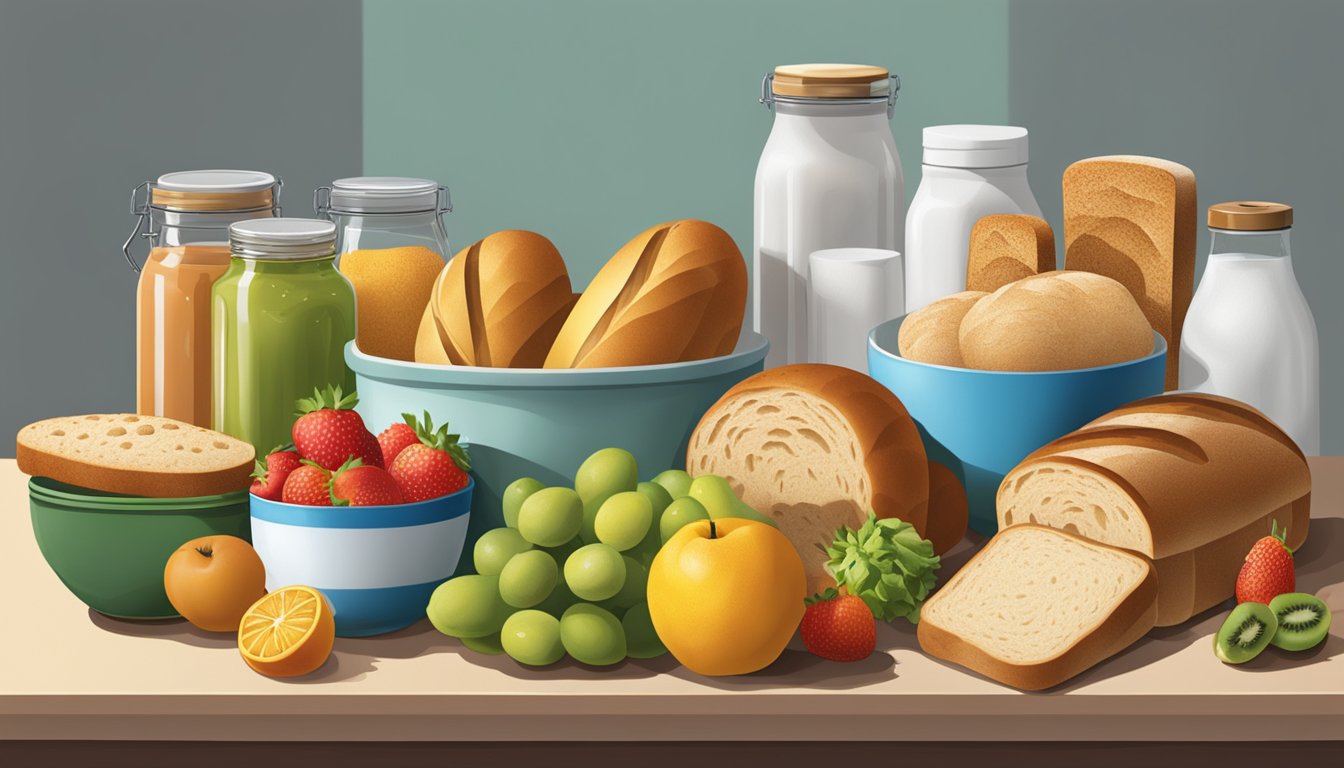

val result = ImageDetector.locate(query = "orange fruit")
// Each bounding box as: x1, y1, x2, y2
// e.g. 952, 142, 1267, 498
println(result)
237, 586, 335, 678
164, 535, 267, 632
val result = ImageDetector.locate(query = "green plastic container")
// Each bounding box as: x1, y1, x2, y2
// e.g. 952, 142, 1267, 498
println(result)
29, 478, 252, 619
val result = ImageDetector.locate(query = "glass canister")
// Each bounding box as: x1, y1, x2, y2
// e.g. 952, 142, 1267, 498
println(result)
124, 170, 280, 427
1179, 202, 1320, 454
754, 64, 904, 369
212, 218, 356, 452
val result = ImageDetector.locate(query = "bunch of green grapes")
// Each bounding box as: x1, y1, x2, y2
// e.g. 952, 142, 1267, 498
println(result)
428, 447, 712, 667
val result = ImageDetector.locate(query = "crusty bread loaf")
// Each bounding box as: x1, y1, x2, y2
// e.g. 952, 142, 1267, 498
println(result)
414, 295, 452, 365
686, 364, 929, 594
432, 231, 574, 368
997, 393, 1311, 626
897, 291, 987, 367
17, 414, 254, 498
1063, 156, 1196, 389
959, 271, 1153, 371
340, 245, 445, 362
918, 524, 1157, 691
966, 214, 1056, 293
925, 461, 968, 555
544, 220, 747, 368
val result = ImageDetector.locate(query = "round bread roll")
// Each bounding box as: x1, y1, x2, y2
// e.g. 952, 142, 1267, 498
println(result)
925, 461, 968, 556
959, 271, 1154, 372
897, 291, 988, 367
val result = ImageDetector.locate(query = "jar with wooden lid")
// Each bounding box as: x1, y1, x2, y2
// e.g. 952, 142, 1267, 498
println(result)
123, 170, 281, 427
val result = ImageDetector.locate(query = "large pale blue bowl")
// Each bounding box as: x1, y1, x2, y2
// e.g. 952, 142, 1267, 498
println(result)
868, 317, 1166, 535
346, 335, 768, 574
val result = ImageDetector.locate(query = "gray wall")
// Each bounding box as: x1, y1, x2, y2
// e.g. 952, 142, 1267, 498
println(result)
0, 0, 362, 451
1009, 0, 1344, 452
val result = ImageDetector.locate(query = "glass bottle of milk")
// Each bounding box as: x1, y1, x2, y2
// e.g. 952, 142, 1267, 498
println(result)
1180, 202, 1320, 454
754, 64, 903, 369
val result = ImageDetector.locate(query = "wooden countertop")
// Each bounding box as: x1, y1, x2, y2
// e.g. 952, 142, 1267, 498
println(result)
2, 458, 1341, 742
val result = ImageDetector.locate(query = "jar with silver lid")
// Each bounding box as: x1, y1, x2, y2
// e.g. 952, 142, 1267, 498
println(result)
314, 176, 453, 265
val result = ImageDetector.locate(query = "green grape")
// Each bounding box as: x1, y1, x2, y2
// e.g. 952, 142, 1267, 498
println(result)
501, 610, 565, 667
650, 469, 693, 500
594, 491, 654, 551
473, 527, 532, 576
627, 519, 663, 568
498, 550, 559, 608
536, 578, 579, 619
575, 448, 639, 543
502, 477, 545, 528
517, 486, 584, 547
660, 496, 710, 544
560, 603, 627, 666
636, 481, 673, 516
461, 631, 504, 655
426, 575, 511, 638
600, 556, 648, 611
564, 543, 626, 601
541, 536, 582, 565
622, 603, 668, 659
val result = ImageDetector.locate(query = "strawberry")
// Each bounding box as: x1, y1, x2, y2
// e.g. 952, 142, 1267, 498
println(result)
800, 588, 877, 662
1236, 520, 1296, 604
378, 413, 425, 467
249, 447, 302, 501
389, 413, 471, 502
292, 385, 384, 471
281, 461, 334, 506
330, 458, 404, 507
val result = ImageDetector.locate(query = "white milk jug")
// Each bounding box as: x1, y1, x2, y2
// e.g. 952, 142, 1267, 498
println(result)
904, 125, 1042, 313
754, 64, 903, 369
1180, 202, 1320, 454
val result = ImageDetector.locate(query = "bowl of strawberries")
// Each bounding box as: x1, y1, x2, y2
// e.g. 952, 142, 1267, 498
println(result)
247, 386, 473, 637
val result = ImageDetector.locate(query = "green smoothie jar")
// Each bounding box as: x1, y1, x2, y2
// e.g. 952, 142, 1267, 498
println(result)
213, 218, 355, 452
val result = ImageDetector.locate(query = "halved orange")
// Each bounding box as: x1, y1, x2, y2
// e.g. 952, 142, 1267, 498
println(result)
237, 585, 335, 678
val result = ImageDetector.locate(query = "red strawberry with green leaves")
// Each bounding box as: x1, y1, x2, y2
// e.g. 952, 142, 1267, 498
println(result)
800, 588, 877, 662
389, 412, 471, 502
281, 461, 334, 506
378, 413, 425, 467
330, 458, 404, 507
1236, 520, 1296, 604
249, 446, 303, 501
292, 385, 384, 471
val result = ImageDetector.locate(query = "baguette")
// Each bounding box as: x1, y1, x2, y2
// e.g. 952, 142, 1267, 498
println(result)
997, 393, 1311, 626
17, 414, 254, 498
544, 220, 747, 368
1063, 156, 1196, 389
966, 214, 1055, 293
918, 524, 1158, 691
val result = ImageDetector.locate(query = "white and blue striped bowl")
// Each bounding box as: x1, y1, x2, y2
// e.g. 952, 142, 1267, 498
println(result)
248, 479, 472, 637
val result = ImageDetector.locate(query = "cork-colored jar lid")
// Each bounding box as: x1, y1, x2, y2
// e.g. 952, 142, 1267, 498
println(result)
1208, 201, 1293, 231
772, 64, 890, 98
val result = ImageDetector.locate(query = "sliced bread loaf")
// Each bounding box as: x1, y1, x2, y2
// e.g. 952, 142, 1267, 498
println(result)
17, 414, 255, 498
918, 524, 1157, 691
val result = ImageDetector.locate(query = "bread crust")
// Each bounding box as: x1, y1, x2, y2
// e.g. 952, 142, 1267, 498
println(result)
925, 461, 968, 555
966, 214, 1056, 293
917, 524, 1158, 691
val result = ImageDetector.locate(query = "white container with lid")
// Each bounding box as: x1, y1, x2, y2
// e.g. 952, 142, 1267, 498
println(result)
754, 64, 904, 368
903, 125, 1042, 313
1179, 202, 1320, 454
315, 176, 452, 265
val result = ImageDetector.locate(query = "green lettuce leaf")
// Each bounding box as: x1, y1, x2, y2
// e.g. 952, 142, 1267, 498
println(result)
823, 511, 939, 624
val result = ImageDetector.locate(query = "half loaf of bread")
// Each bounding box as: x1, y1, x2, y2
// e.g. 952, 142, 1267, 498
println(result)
918, 524, 1157, 691
966, 214, 1056, 294
686, 364, 929, 593
17, 414, 255, 497
997, 393, 1311, 626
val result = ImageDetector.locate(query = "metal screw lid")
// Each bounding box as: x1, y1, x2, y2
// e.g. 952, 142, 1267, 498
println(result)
229, 218, 337, 260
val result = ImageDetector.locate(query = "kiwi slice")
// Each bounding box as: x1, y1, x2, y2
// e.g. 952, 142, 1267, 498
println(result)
1268, 593, 1332, 652
1214, 602, 1278, 664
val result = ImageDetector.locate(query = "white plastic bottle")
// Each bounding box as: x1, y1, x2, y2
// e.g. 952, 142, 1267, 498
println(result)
1180, 202, 1320, 454
904, 125, 1042, 313
753, 64, 904, 369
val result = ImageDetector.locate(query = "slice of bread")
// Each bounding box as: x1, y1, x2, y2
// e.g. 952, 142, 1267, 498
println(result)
918, 524, 1157, 691
17, 414, 255, 498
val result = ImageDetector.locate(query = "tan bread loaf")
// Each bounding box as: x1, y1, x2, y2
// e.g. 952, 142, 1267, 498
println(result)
16, 414, 254, 498
966, 214, 1056, 293
544, 220, 747, 368
997, 393, 1311, 626
686, 364, 929, 594
897, 291, 987, 367
959, 271, 1154, 371
414, 295, 452, 364
925, 461, 969, 555
340, 245, 445, 362
918, 524, 1158, 691
432, 231, 574, 368
1063, 156, 1196, 389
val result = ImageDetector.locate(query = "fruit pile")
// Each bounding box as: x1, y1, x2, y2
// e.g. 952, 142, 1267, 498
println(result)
426, 447, 774, 667
249, 386, 470, 507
